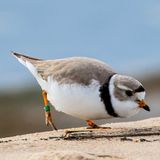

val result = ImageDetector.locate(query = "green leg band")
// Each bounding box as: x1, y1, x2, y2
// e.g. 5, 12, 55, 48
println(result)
44, 105, 50, 111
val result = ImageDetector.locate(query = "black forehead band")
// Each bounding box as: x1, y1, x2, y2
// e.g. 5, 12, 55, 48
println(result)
135, 86, 145, 93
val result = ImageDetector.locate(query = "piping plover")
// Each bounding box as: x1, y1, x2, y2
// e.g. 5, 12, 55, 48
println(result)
12, 52, 150, 130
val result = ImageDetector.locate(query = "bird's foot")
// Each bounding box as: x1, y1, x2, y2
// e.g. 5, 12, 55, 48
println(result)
86, 120, 111, 129
45, 110, 57, 130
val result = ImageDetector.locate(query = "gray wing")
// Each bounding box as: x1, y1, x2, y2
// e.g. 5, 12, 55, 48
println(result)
35, 57, 116, 85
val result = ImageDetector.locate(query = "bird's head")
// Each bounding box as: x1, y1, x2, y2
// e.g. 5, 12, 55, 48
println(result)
109, 74, 150, 117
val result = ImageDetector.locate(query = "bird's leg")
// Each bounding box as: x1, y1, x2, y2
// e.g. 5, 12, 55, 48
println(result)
86, 120, 111, 129
42, 90, 57, 130
86, 120, 100, 129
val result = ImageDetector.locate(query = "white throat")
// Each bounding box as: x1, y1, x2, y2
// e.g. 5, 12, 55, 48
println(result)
109, 75, 141, 118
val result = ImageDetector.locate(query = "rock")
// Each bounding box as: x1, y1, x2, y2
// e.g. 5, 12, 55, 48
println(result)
1, 117, 160, 160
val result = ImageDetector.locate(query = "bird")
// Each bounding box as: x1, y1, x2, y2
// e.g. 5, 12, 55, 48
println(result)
12, 52, 150, 130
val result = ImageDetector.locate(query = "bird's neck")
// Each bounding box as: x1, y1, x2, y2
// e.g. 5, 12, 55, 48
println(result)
99, 74, 119, 117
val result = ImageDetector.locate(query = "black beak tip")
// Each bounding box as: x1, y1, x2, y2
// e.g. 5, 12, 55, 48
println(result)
143, 105, 150, 112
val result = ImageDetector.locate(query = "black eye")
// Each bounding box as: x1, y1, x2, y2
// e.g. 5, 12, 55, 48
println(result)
125, 90, 133, 97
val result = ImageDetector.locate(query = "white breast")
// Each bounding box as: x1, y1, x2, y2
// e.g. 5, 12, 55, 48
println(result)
46, 77, 109, 120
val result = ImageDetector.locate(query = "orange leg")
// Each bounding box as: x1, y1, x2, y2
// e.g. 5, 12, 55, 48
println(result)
86, 120, 111, 129
42, 90, 57, 130
86, 120, 100, 129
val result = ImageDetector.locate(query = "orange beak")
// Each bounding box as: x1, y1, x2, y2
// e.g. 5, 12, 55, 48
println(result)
138, 100, 150, 112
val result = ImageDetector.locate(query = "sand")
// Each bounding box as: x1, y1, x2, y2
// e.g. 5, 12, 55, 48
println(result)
0, 117, 160, 160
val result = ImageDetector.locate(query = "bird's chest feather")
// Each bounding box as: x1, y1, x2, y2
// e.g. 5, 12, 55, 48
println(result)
46, 78, 109, 120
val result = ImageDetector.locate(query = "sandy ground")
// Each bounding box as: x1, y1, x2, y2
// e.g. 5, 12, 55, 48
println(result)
0, 117, 160, 160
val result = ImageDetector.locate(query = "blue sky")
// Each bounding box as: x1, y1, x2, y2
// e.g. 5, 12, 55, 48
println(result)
0, 0, 160, 90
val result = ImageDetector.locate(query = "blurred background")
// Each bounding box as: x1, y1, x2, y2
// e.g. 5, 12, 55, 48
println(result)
0, 0, 160, 138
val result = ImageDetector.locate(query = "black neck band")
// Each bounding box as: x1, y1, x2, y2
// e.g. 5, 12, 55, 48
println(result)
99, 74, 119, 117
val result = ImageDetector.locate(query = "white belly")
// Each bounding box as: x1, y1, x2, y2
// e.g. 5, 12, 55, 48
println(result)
46, 78, 109, 120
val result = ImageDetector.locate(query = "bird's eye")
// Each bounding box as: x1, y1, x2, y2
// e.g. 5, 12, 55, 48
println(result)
125, 90, 133, 97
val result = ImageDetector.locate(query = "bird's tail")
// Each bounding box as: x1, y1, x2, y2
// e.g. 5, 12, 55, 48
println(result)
11, 51, 47, 89
11, 51, 42, 64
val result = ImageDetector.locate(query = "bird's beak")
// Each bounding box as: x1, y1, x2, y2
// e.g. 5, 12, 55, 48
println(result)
138, 100, 150, 112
